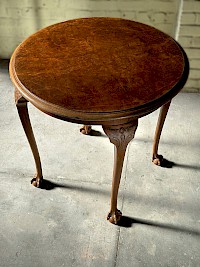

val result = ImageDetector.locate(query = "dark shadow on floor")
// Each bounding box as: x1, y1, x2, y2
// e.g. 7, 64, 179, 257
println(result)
173, 163, 200, 171
159, 158, 175, 168
156, 157, 200, 170
117, 216, 200, 236
90, 129, 106, 137
37, 179, 66, 190
0, 59, 9, 69
35, 179, 109, 195
134, 137, 200, 148
80, 128, 106, 137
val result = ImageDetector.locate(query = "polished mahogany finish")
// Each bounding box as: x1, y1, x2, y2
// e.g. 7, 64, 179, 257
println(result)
10, 18, 188, 124
10, 18, 189, 224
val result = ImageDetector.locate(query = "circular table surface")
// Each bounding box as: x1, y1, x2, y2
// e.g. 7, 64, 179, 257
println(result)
10, 17, 189, 123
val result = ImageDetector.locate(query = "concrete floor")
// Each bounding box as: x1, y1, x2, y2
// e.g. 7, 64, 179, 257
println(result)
0, 59, 200, 267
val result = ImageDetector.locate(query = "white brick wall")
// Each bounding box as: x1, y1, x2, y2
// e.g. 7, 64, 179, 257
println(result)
0, 0, 178, 59
178, 0, 200, 92
0, 0, 199, 92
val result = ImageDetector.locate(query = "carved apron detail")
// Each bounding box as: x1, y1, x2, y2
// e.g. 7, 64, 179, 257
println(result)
103, 121, 138, 150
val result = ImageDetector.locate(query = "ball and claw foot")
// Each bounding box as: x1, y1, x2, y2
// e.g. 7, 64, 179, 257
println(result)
80, 125, 92, 135
107, 209, 122, 224
31, 176, 43, 188
152, 154, 163, 166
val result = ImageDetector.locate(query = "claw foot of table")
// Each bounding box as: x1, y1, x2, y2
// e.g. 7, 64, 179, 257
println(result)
152, 154, 164, 166
80, 125, 92, 135
31, 175, 43, 188
107, 209, 122, 224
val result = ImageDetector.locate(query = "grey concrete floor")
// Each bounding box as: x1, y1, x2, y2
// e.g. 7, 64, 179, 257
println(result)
0, 59, 200, 267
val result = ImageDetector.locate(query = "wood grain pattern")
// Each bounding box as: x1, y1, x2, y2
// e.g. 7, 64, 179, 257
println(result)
10, 18, 189, 125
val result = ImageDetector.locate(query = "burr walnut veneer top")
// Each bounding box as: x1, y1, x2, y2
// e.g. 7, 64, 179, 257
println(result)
10, 18, 189, 124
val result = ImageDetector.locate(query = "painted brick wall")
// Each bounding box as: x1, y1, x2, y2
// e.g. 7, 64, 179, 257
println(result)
0, 0, 178, 58
0, 0, 199, 91
178, 0, 200, 92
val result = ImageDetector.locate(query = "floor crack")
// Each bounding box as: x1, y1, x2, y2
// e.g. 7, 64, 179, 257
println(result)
114, 227, 121, 267
121, 142, 131, 212
114, 142, 131, 267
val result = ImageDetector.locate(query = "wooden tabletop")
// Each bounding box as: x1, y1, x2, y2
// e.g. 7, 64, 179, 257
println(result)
10, 18, 189, 124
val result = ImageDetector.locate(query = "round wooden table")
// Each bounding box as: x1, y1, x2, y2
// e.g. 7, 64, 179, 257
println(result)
9, 18, 189, 224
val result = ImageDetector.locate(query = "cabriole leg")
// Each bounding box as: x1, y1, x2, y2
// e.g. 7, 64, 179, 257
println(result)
152, 101, 171, 165
15, 89, 43, 187
103, 120, 138, 224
